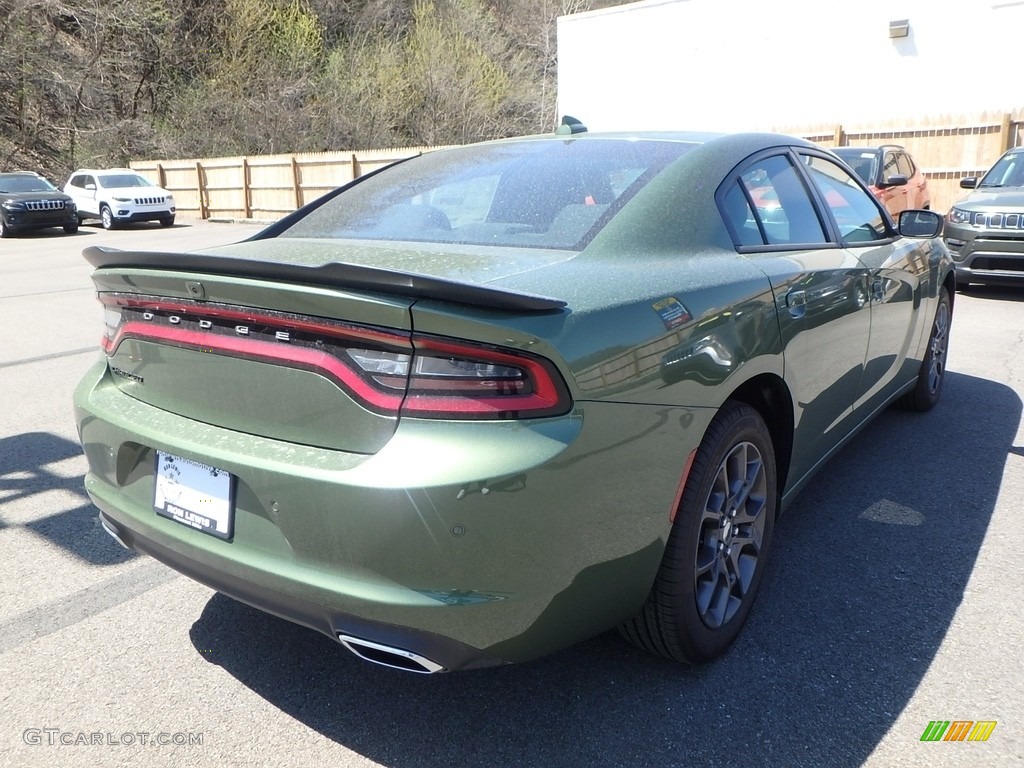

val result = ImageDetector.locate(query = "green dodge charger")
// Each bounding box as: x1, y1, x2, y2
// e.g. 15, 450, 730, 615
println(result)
73, 128, 954, 672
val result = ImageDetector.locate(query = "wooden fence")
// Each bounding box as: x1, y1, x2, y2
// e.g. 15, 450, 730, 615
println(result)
131, 146, 451, 222
774, 109, 1024, 214
131, 110, 1024, 221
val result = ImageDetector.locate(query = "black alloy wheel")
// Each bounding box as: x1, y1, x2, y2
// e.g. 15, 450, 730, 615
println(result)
619, 401, 777, 663
899, 286, 951, 412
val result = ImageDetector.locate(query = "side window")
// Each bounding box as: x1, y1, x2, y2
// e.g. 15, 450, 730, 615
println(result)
69, 175, 84, 188
882, 152, 900, 183
720, 182, 763, 246
803, 155, 890, 244
896, 152, 915, 178
728, 154, 827, 246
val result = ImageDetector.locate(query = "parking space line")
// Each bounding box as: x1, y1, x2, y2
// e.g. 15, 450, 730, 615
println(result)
0, 348, 98, 370
0, 562, 178, 655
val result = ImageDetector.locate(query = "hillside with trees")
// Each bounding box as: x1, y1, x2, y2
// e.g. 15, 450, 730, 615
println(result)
0, 0, 624, 183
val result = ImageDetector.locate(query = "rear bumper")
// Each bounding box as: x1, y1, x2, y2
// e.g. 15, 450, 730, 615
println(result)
96, 510, 505, 671
75, 361, 709, 667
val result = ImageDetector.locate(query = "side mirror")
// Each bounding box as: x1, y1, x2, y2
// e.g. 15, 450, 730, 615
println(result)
85, 183, 96, 191
959, 177, 978, 190
898, 209, 943, 238
879, 174, 908, 189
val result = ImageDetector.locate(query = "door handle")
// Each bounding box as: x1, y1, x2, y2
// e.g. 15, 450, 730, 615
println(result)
871, 277, 884, 302
785, 289, 806, 318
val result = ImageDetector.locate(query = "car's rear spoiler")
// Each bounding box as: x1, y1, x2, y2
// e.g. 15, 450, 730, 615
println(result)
83, 246, 567, 313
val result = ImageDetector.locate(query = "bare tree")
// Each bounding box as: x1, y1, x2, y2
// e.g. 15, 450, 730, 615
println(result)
0, 0, 629, 176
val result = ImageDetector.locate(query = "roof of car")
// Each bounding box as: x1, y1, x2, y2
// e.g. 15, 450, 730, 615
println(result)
450, 131, 823, 166
833, 145, 906, 154
71, 168, 139, 174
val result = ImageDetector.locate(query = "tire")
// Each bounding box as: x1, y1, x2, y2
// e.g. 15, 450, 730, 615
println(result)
100, 205, 116, 230
619, 401, 777, 663
898, 286, 951, 412
63, 222, 79, 234
0, 216, 9, 238
159, 216, 175, 227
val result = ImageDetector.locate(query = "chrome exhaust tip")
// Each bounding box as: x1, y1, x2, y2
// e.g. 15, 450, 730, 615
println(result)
338, 634, 445, 674
99, 514, 131, 550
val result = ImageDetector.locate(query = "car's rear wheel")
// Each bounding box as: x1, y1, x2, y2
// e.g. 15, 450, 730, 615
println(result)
898, 286, 951, 412
620, 401, 777, 663
100, 205, 116, 230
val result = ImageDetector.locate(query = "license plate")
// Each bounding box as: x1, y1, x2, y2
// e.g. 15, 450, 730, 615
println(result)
153, 452, 235, 540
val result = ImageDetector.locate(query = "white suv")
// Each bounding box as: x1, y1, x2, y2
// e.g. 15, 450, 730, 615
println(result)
64, 169, 175, 229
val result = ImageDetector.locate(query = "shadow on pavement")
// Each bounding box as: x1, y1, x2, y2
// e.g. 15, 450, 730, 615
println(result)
188, 370, 1018, 768
0, 431, 135, 565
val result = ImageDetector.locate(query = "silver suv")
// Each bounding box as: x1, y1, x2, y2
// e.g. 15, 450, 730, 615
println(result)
64, 169, 175, 230
945, 147, 1024, 287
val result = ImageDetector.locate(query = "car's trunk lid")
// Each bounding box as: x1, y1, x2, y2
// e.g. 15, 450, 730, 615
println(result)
86, 243, 566, 455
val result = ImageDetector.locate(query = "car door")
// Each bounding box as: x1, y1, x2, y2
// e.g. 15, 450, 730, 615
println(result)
65, 175, 85, 213
798, 152, 929, 414
77, 175, 99, 217
719, 150, 872, 488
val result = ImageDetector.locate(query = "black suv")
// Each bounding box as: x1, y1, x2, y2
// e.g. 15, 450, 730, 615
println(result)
0, 171, 79, 237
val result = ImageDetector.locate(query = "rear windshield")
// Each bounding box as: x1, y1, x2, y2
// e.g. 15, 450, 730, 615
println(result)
280, 138, 696, 250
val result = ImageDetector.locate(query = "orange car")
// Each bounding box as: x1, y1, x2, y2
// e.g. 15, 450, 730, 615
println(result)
832, 145, 931, 218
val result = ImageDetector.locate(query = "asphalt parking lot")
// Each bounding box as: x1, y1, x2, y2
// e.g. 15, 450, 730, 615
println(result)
1, 219, 1022, 768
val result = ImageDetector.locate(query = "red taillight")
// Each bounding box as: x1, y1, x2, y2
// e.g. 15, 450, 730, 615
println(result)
99, 294, 571, 419
408, 337, 568, 418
